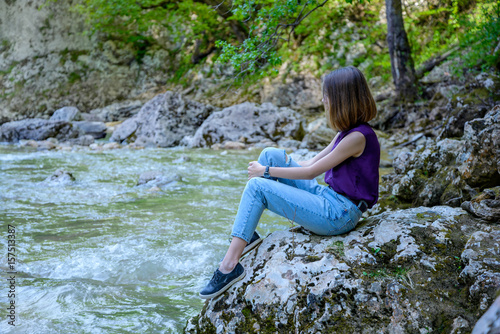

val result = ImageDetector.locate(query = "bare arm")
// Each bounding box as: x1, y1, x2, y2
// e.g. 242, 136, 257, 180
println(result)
248, 131, 366, 180
298, 132, 340, 167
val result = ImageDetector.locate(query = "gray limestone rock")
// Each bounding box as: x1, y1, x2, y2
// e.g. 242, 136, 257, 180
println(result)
383, 106, 500, 208
187, 206, 500, 333
111, 91, 215, 147
0, 118, 81, 142
189, 102, 305, 148
50, 106, 81, 122
89, 100, 143, 122
461, 187, 500, 222
72, 121, 107, 139
472, 295, 500, 334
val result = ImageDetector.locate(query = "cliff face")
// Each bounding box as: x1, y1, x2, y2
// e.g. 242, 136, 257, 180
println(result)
0, 0, 175, 123
187, 206, 500, 334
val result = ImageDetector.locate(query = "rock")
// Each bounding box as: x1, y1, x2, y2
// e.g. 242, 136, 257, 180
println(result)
49, 106, 81, 122
137, 171, 181, 189
71, 121, 107, 139
277, 138, 302, 150
44, 169, 75, 185
0, 119, 81, 142
89, 100, 143, 122
19, 139, 39, 148
457, 106, 500, 188
188, 206, 500, 333
383, 106, 500, 208
111, 91, 215, 147
300, 117, 337, 150
472, 295, 500, 334
173, 156, 191, 163
261, 74, 323, 113
461, 187, 500, 222
67, 135, 95, 146
211, 141, 246, 150
421, 60, 453, 84
37, 140, 57, 150
102, 142, 121, 150
190, 102, 305, 148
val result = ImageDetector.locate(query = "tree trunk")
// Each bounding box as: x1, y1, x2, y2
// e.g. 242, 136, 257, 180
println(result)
385, 0, 417, 102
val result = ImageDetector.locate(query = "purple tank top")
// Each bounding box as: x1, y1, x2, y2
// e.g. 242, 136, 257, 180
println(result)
324, 123, 380, 208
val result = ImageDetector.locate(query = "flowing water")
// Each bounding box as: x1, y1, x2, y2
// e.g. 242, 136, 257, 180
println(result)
0, 144, 294, 334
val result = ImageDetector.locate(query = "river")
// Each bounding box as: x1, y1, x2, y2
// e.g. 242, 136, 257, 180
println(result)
0, 144, 293, 333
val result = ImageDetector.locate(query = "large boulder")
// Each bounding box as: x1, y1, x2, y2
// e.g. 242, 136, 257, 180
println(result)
49, 106, 81, 122
187, 206, 500, 333
111, 91, 215, 147
188, 102, 305, 148
0, 118, 81, 142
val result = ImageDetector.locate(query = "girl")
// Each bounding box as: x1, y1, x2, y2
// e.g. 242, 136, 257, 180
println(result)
200, 66, 380, 299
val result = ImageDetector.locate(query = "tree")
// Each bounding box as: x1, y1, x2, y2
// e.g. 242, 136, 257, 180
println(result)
216, 0, 418, 101
385, 0, 417, 101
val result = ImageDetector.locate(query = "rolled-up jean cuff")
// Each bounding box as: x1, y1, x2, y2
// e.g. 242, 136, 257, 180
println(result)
231, 232, 251, 244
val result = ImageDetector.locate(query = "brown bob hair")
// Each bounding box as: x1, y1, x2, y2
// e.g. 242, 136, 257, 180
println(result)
322, 66, 377, 132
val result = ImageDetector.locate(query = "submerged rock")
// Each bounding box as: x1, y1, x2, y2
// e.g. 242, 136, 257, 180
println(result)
111, 91, 215, 147
188, 102, 305, 148
137, 171, 181, 189
187, 206, 500, 333
44, 169, 75, 185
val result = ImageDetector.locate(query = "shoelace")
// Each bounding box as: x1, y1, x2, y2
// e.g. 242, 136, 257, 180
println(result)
210, 269, 222, 282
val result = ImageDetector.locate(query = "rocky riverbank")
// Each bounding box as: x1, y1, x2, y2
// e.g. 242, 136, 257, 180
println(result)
186, 206, 499, 333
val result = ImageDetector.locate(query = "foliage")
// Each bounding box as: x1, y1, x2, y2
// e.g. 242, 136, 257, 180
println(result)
459, 0, 500, 70
215, 0, 332, 78
45, 0, 234, 62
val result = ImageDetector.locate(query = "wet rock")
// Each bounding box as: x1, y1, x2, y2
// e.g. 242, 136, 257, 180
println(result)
461, 187, 500, 222
72, 121, 107, 139
111, 91, 215, 147
187, 207, 500, 333
102, 142, 121, 150
66, 135, 95, 146
189, 102, 305, 148
137, 171, 181, 189
0, 119, 81, 142
44, 169, 75, 185
49, 106, 81, 122
173, 156, 191, 163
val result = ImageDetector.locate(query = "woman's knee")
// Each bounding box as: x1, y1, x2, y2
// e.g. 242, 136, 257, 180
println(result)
258, 147, 285, 166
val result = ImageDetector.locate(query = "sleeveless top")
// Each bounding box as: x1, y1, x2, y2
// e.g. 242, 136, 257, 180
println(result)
324, 122, 380, 208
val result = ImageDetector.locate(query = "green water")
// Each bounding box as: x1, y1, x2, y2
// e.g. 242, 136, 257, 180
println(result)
0, 145, 292, 333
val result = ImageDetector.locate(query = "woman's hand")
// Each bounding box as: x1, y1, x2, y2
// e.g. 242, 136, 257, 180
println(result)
248, 161, 265, 180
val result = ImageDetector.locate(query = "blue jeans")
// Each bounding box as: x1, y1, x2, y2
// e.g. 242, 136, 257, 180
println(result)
231, 147, 363, 243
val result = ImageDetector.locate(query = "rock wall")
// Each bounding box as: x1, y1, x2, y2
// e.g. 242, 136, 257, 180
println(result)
0, 0, 174, 123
